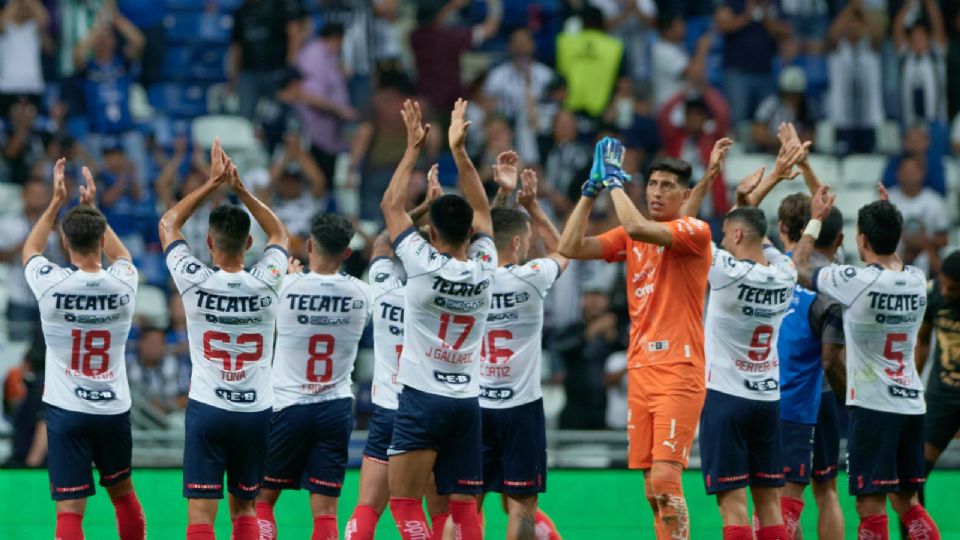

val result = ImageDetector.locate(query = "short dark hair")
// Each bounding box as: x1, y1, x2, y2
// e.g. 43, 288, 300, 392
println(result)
61, 206, 107, 254
429, 194, 473, 246
491, 207, 530, 251
208, 204, 251, 254
724, 206, 767, 239
941, 250, 960, 282
310, 212, 354, 256
857, 201, 903, 256
648, 157, 693, 186
581, 6, 605, 30
778, 193, 811, 243
320, 22, 345, 38
815, 207, 844, 249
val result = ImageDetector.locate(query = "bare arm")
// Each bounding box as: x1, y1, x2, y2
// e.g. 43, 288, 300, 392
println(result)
22, 158, 67, 265
449, 99, 492, 236
915, 320, 933, 374
744, 138, 808, 207
370, 231, 393, 260
519, 169, 568, 271
715, 5, 752, 33
682, 137, 732, 217
924, 0, 947, 48
892, 1, 910, 49
285, 18, 305, 64
558, 195, 605, 259
793, 186, 836, 288
114, 13, 145, 60
822, 343, 846, 396
159, 140, 229, 250
26, 0, 50, 29
380, 100, 430, 241
475, 0, 502, 41
297, 146, 328, 198
80, 166, 130, 263
409, 164, 443, 224
227, 159, 288, 249
491, 151, 519, 208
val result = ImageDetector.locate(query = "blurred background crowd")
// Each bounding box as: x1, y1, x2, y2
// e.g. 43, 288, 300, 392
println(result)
1, 0, 959, 467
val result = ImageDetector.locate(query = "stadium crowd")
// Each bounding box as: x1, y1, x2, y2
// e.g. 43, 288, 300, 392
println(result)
1, 0, 960, 462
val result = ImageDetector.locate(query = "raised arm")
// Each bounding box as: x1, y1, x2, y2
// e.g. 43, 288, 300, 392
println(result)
892, 0, 910, 50
22, 158, 67, 265
743, 134, 808, 207
793, 185, 836, 288
80, 166, 130, 263
519, 169, 569, 271
158, 139, 229, 250
682, 137, 732, 217
491, 151, 519, 208
449, 98, 492, 236
380, 99, 430, 240
924, 0, 947, 48
227, 157, 288, 249
558, 195, 605, 259
114, 12, 146, 60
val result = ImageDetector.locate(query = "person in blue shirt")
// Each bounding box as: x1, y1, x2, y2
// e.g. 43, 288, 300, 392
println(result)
882, 124, 947, 196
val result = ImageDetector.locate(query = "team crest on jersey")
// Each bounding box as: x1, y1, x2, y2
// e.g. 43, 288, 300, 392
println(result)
40, 265, 52, 275
267, 264, 282, 278
529, 262, 541, 272
476, 250, 492, 263
374, 272, 389, 283
185, 262, 201, 274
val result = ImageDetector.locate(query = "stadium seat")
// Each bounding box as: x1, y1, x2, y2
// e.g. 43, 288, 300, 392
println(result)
148, 83, 209, 119
805, 154, 839, 187
814, 120, 836, 154
876, 121, 902, 155
841, 154, 887, 188
757, 180, 808, 222
0, 183, 23, 219
165, 0, 206, 10
947, 157, 960, 192
163, 11, 232, 44
834, 186, 877, 224
191, 114, 258, 157
130, 83, 155, 122
135, 285, 171, 329
724, 153, 773, 190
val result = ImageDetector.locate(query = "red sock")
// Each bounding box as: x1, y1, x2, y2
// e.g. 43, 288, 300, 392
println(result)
722, 525, 753, 540
186, 524, 215, 540
430, 512, 449, 536
256, 502, 277, 540
112, 492, 146, 540
311, 515, 338, 540
859, 514, 889, 540
390, 497, 432, 540
56, 511, 84, 540
903, 505, 941, 540
781, 496, 805, 540
345, 505, 380, 540
758, 525, 789, 540
534, 510, 562, 540
448, 500, 482, 540
232, 515, 260, 540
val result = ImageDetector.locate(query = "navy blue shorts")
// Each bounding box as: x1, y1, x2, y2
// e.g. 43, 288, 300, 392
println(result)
847, 407, 926, 496
363, 405, 397, 465
46, 404, 132, 501
263, 398, 354, 496
812, 390, 842, 481
183, 399, 271, 500
700, 390, 784, 495
388, 386, 483, 495
482, 399, 547, 495
780, 419, 815, 484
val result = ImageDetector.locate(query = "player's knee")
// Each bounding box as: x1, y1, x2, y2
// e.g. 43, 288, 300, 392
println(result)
187, 499, 218, 525
56, 498, 87, 516
309, 493, 339, 516
811, 479, 838, 502
256, 488, 280, 505
888, 491, 919, 517
505, 494, 537, 516
648, 465, 687, 525
228, 495, 257, 518
855, 495, 886, 517
105, 478, 135, 501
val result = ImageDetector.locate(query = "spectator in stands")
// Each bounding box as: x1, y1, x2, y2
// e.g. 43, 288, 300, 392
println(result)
73, 12, 148, 189
229, 0, 307, 120
167, 295, 190, 367
0, 0, 49, 112
590, 0, 657, 84
602, 81, 660, 167
893, 0, 948, 126
778, 0, 828, 54
603, 351, 628, 430
3, 337, 46, 468
651, 14, 712, 109
826, 0, 884, 155
752, 66, 818, 152
1, 98, 46, 184
947, 9, 960, 120
556, 6, 623, 118
117, 0, 167, 87
97, 140, 143, 252
555, 287, 620, 430
482, 28, 555, 125
409, 0, 501, 113
292, 22, 356, 185
0, 180, 59, 340
544, 109, 591, 214
127, 327, 188, 415
951, 110, 960, 154
882, 123, 946, 195
715, 0, 791, 124
888, 156, 950, 277
658, 85, 731, 219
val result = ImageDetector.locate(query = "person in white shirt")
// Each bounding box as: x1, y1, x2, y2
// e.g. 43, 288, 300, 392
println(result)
887, 156, 949, 276
893, 0, 948, 126
0, 0, 49, 103
482, 161, 568, 539
24, 159, 145, 540
254, 213, 372, 540
481, 29, 554, 123
651, 15, 712, 110
381, 99, 496, 540
794, 187, 941, 539
159, 140, 289, 540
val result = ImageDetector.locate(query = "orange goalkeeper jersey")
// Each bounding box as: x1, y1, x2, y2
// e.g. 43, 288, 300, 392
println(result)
597, 217, 712, 369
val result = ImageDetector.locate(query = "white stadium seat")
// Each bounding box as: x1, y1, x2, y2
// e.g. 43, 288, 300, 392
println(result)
723, 153, 773, 190
841, 154, 887, 188
135, 285, 171, 329
0, 183, 23, 219
834, 186, 878, 223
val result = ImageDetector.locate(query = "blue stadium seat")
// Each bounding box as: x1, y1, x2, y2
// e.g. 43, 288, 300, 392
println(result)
148, 83, 209, 119
217, 0, 244, 12
163, 11, 233, 44
164, 0, 205, 11
162, 46, 192, 81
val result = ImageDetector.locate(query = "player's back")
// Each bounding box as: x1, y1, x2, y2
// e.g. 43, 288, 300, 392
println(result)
272, 271, 372, 410
25, 255, 138, 414
705, 247, 797, 401
165, 241, 286, 411
814, 264, 928, 414
369, 257, 406, 409
479, 260, 561, 407
393, 228, 497, 398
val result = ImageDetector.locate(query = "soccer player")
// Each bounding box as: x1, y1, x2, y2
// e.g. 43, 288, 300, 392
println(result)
254, 212, 372, 540
24, 159, 145, 540
558, 137, 711, 539
482, 162, 567, 539
159, 141, 289, 540
381, 98, 496, 540
345, 166, 444, 540
794, 187, 940, 540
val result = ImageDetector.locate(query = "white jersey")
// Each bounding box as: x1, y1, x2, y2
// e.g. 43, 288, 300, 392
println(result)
369, 257, 406, 409
814, 263, 927, 414
25, 255, 137, 414
165, 241, 286, 412
479, 259, 561, 409
394, 228, 497, 398
272, 271, 372, 410
705, 246, 797, 401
